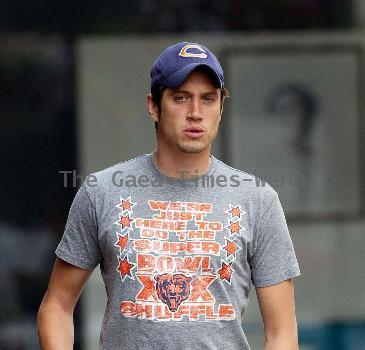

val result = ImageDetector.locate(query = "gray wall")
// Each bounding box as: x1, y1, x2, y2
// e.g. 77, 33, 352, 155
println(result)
354, 0, 365, 27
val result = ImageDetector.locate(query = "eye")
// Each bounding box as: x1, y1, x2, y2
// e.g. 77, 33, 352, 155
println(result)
202, 95, 216, 103
174, 95, 187, 102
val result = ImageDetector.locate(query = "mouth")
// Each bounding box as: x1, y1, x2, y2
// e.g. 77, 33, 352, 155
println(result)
169, 297, 177, 311
183, 127, 205, 139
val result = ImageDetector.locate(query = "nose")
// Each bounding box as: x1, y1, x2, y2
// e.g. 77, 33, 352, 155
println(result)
187, 98, 203, 120
168, 285, 176, 294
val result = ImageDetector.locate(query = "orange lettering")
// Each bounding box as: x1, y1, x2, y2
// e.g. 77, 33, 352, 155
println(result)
137, 254, 154, 272
218, 304, 235, 320
120, 301, 136, 317
136, 274, 158, 302
136, 303, 153, 319
190, 275, 216, 302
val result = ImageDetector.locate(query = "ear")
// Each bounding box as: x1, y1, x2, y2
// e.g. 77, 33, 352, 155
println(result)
146, 93, 159, 123
217, 108, 222, 123
219, 97, 225, 119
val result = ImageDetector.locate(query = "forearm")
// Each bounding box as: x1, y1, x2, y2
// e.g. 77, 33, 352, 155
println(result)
264, 330, 299, 350
37, 302, 74, 349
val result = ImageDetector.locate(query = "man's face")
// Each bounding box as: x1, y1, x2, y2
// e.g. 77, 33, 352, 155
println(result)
150, 70, 222, 155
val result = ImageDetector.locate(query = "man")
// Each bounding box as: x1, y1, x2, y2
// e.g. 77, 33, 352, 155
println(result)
38, 42, 301, 350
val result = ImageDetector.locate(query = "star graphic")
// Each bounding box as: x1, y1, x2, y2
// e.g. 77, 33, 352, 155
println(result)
223, 238, 240, 259
116, 214, 134, 230
225, 204, 246, 218
217, 261, 233, 284
115, 232, 129, 251
117, 257, 135, 281
229, 206, 242, 218
116, 196, 136, 212
226, 220, 242, 235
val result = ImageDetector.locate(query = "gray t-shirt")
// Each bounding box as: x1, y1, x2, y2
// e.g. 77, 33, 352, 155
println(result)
56, 151, 300, 350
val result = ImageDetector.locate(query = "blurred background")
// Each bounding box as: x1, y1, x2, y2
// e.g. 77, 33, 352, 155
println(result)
0, 1, 364, 349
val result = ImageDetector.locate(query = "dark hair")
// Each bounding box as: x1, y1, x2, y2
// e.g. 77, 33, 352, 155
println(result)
150, 67, 230, 131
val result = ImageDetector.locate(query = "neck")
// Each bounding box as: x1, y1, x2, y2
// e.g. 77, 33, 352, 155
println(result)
152, 147, 212, 180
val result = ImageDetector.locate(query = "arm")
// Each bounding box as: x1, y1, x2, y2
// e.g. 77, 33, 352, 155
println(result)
37, 258, 93, 349
256, 278, 299, 350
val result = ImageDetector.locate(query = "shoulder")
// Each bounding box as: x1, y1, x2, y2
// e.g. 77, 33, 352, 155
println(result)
82, 153, 149, 198
212, 155, 279, 209
92, 153, 148, 181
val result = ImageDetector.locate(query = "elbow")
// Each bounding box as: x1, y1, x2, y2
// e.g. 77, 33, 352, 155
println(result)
264, 328, 299, 350
37, 297, 46, 327
37, 292, 74, 327
37, 297, 52, 332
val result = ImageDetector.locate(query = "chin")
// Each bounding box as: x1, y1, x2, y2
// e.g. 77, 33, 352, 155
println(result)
177, 143, 208, 154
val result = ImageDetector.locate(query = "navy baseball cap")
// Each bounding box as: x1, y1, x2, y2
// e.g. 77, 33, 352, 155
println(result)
150, 42, 224, 90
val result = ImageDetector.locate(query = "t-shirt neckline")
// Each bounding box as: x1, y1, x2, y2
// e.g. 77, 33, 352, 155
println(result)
146, 150, 217, 186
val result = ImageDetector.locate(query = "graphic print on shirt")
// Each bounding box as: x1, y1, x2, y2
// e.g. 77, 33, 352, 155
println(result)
114, 197, 246, 322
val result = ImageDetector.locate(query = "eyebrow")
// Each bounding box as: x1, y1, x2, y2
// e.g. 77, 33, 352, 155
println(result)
171, 89, 219, 95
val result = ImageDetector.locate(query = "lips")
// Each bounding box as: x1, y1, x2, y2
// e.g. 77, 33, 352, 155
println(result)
183, 127, 205, 139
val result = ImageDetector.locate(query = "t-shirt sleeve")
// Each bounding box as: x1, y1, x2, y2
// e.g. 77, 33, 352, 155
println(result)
250, 191, 301, 287
55, 182, 102, 270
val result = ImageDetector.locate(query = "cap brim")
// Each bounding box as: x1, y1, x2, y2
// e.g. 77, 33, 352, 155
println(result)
160, 63, 222, 89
